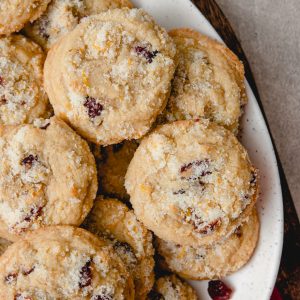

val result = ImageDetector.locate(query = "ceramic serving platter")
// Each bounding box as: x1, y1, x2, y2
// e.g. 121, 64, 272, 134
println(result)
131, 0, 284, 299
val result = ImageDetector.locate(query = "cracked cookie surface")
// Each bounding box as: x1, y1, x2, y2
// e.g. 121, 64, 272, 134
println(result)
125, 120, 258, 247
0, 35, 50, 125
83, 197, 155, 299
0, 117, 97, 241
164, 28, 247, 134
24, 0, 133, 51
0, 0, 51, 35
0, 226, 134, 299
156, 208, 259, 279
44, 8, 176, 145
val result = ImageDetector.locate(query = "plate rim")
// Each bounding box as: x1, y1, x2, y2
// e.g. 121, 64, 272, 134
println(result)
130, 0, 284, 298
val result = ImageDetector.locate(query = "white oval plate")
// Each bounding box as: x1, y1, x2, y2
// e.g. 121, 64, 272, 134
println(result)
131, 0, 284, 299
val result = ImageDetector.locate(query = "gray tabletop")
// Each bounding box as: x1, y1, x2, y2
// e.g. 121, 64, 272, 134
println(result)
216, 0, 300, 217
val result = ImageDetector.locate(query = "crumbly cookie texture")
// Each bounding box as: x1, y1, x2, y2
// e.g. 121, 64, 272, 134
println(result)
0, 237, 12, 256
164, 28, 247, 134
24, 0, 133, 51
156, 208, 259, 280
44, 8, 177, 145
92, 140, 139, 200
0, 226, 135, 299
125, 120, 258, 247
0, 117, 97, 241
0, 35, 50, 125
147, 275, 198, 300
83, 197, 155, 300
0, 0, 51, 35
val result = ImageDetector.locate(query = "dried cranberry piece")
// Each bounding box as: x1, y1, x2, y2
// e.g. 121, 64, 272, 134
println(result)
173, 189, 186, 195
198, 219, 221, 235
147, 290, 165, 300
21, 155, 38, 170
23, 206, 44, 222
84, 96, 103, 119
113, 241, 137, 261
112, 143, 124, 153
113, 241, 137, 269
22, 266, 35, 276
79, 259, 92, 288
14, 294, 32, 300
5, 272, 17, 284
183, 208, 221, 234
40, 123, 50, 130
208, 280, 232, 300
180, 159, 212, 177
180, 162, 193, 173
0, 95, 7, 105
234, 226, 243, 238
92, 295, 113, 300
135, 46, 159, 63
0, 76, 4, 86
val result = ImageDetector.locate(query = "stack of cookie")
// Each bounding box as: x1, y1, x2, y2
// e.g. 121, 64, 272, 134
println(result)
0, 1, 259, 299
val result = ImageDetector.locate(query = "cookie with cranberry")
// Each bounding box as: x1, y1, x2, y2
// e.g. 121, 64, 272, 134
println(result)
0, 238, 11, 256
0, 226, 134, 299
0, 117, 97, 241
147, 275, 198, 300
44, 8, 176, 145
156, 208, 259, 280
0, 35, 50, 125
24, 0, 133, 51
163, 28, 247, 134
92, 140, 139, 200
125, 120, 258, 247
83, 197, 155, 300
0, 0, 51, 35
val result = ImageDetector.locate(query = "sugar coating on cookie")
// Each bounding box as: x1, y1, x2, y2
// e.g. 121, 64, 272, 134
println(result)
92, 140, 139, 200
0, 0, 51, 35
147, 275, 198, 300
164, 28, 247, 134
44, 8, 177, 145
156, 208, 259, 280
125, 120, 258, 247
0, 117, 97, 241
83, 197, 155, 299
24, 0, 133, 51
0, 35, 50, 125
0, 237, 11, 256
0, 226, 134, 299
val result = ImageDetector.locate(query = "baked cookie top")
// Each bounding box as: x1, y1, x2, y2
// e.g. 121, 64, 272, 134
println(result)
0, 117, 97, 241
92, 140, 139, 200
0, 35, 50, 125
164, 28, 247, 134
0, 226, 135, 299
147, 275, 198, 300
44, 8, 176, 145
156, 208, 259, 280
24, 0, 133, 51
125, 120, 258, 247
0, 0, 51, 35
83, 197, 155, 299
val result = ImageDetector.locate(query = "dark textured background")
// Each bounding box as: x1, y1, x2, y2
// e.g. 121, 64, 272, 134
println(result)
215, 0, 300, 219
